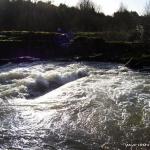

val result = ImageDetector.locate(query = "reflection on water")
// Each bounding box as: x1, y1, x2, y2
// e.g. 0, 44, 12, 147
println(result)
0, 61, 150, 149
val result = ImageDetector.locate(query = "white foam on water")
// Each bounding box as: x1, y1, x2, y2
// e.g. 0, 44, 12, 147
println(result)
0, 61, 150, 149
0, 63, 89, 99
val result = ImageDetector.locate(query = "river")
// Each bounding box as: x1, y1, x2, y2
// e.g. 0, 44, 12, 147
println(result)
0, 61, 150, 149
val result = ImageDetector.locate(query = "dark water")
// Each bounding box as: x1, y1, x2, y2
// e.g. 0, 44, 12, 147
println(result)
0, 61, 150, 149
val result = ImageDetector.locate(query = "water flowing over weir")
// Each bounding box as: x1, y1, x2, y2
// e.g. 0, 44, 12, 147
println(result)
0, 61, 150, 149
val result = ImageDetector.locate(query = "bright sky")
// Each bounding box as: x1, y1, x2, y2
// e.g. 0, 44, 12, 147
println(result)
43, 0, 147, 15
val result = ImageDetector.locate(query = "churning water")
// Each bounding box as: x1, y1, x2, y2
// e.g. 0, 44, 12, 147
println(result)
0, 61, 150, 150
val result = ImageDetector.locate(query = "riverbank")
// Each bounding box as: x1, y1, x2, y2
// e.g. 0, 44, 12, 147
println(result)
0, 31, 150, 69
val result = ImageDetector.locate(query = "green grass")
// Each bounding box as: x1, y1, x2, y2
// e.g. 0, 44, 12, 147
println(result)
75, 31, 130, 41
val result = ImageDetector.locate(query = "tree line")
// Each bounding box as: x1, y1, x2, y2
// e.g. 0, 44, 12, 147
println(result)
0, 0, 149, 35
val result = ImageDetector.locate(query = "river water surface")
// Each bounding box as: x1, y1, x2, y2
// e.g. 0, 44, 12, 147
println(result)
0, 61, 150, 150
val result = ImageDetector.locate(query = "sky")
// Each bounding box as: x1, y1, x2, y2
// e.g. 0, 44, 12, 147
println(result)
43, 0, 147, 15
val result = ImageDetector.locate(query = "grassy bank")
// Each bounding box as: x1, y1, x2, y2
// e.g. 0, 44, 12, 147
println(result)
0, 31, 150, 69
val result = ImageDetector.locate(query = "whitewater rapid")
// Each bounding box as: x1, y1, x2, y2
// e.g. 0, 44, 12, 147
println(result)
0, 61, 150, 149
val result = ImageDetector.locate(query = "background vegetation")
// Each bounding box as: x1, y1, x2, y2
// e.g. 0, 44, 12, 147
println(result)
0, 0, 150, 41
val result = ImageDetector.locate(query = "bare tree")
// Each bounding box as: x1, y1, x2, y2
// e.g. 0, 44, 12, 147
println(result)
144, 1, 150, 16
77, 0, 95, 12
118, 2, 128, 12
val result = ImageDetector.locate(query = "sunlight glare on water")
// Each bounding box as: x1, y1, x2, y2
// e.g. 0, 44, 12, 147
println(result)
0, 61, 150, 149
